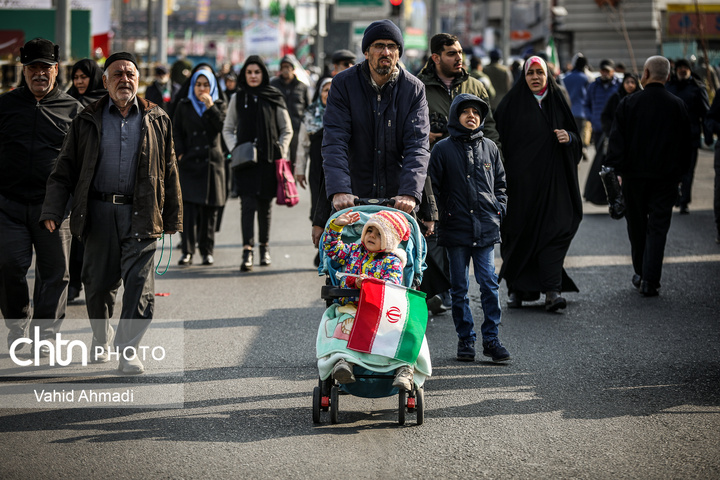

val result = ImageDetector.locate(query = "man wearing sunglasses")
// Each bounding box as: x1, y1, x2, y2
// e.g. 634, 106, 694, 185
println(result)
322, 19, 430, 216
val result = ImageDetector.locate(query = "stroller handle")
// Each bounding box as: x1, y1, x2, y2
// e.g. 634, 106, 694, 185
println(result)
353, 197, 396, 207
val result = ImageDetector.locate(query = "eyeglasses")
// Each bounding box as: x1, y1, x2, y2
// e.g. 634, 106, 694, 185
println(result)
371, 42, 399, 53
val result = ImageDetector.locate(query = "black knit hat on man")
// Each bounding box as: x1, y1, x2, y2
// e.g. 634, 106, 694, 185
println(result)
361, 19, 404, 57
104, 52, 139, 71
21, 38, 59, 65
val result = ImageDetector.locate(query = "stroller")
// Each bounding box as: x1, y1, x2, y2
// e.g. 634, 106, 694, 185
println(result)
312, 200, 430, 425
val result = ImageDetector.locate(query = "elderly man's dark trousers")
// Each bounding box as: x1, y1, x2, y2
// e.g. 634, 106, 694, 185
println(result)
82, 200, 155, 349
0, 195, 71, 344
622, 179, 677, 288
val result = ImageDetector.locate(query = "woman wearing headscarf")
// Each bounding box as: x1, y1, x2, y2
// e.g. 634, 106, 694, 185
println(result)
65, 59, 108, 302
169, 63, 227, 118
222, 55, 292, 272
584, 73, 641, 205
67, 58, 107, 106
173, 69, 227, 266
495, 56, 583, 312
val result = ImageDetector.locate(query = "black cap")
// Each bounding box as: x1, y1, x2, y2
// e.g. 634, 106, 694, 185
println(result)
279, 55, 294, 67
361, 20, 403, 57
104, 52, 139, 71
20, 38, 59, 66
599, 59, 615, 70
154, 65, 169, 75
675, 58, 692, 70
331, 49, 356, 64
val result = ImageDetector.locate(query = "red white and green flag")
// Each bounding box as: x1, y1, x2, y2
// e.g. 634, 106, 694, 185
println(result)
347, 278, 428, 363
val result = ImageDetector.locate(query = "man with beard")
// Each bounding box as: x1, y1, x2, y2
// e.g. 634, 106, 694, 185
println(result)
417, 34, 500, 149
0, 38, 81, 355
666, 58, 712, 214
416, 33, 501, 314
323, 19, 430, 216
41, 52, 182, 374
271, 55, 309, 170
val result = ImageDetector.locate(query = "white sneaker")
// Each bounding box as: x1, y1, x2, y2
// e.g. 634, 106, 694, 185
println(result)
392, 366, 414, 390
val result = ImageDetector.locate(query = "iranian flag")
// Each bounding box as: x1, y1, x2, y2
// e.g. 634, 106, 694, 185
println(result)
347, 278, 428, 363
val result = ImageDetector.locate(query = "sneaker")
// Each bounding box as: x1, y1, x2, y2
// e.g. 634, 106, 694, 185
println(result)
392, 366, 414, 390
332, 359, 355, 384
483, 338, 511, 363
457, 339, 476, 361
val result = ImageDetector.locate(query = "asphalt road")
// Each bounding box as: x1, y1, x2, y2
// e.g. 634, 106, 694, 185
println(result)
1, 148, 719, 479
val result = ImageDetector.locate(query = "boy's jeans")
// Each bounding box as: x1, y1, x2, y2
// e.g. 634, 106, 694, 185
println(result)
446, 245, 502, 343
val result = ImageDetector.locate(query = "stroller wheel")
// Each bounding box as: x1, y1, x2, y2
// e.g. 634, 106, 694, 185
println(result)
330, 385, 339, 424
416, 387, 425, 426
398, 388, 407, 426
312, 386, 321, 424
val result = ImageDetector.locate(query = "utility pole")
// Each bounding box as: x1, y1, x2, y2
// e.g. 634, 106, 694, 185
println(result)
429, 0, 440, 43
55, 0, 71, 61
316, 0, 326, 69
158, 0, 168, 65
147, 0, 154, 63
502, 0, 511, 62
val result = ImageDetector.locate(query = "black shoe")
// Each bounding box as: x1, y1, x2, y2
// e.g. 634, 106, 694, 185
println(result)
202, 254, 214, 265
507, 292, 522, 308
483, 338, 511, 363
545, 291, 567, 312
631, 274, 642, 289
178, 254, 192, 266
259, 245, 271, 266
457, 339, 476, 361
428, 294, 450, 315
679, 205, 689, 215
241, 249, 253, 271
67, 285, 81, 303
639, 280, 659, 297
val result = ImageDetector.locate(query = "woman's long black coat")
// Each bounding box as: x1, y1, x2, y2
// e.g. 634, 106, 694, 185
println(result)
173, 99, 228, 207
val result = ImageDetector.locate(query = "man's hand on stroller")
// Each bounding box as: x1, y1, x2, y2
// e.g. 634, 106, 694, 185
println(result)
392, 195, 416, 214
334, 210, 361, 226
333, 193, 357, 211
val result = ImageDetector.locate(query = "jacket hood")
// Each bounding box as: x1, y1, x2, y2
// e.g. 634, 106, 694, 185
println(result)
447, 93, 489, 139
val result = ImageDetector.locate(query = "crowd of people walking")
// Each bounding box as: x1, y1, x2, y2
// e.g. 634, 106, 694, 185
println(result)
1, 23, 718, 374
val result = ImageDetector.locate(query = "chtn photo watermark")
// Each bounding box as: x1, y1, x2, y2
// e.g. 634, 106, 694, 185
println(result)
9, 327, 167, 367
0, 319, 184, 378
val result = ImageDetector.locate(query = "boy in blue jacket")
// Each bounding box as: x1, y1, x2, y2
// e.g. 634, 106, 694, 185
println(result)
429, 93, 510, 362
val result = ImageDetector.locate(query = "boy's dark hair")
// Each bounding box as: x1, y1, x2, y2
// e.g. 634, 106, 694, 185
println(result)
430, 33, 459, 55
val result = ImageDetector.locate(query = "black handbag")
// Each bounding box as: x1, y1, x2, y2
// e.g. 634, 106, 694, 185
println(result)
599, 165, 626, 220
230, 140, 257, 171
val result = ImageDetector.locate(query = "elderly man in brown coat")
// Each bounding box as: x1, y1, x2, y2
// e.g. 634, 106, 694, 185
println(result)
41, 52, 182, 374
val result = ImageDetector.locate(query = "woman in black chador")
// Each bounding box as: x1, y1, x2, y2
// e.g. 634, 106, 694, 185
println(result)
495, 56, 583, 312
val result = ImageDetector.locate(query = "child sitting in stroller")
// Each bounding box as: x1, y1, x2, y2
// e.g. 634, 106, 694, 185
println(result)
322, 208, 415, 390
